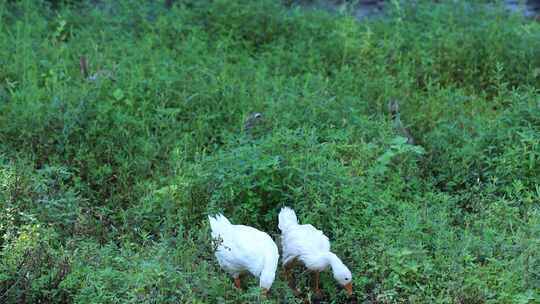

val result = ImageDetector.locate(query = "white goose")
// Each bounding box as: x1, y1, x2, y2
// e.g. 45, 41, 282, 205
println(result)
278, 207, 353, 296
208, 214, 279, 295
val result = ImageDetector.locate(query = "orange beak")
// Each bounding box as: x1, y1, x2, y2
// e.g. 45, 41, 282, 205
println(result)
344, 282, 353, 296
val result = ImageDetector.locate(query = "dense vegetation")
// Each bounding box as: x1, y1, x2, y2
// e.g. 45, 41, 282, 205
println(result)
1, 0, 539, 303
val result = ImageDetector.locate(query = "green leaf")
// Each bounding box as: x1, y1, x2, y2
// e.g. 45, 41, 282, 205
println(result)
390, 136, 408, 146
113, 89, 125, 101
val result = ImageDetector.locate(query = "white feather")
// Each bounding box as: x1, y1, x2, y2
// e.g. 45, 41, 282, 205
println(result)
208, 214, 279, 290
278, 207, 352, 286
278, 206, 298, 233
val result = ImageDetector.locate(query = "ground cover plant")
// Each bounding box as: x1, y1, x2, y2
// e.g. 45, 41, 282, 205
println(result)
0, 0, 539, 303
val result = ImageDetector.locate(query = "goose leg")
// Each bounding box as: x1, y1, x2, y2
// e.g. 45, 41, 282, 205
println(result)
234, 276, 241, 290
313, 271, 321, 295
284, 261, 295, 288
284, 260, 301, 296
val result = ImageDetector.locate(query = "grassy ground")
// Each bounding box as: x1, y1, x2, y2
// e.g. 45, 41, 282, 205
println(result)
1, 0, 539, 303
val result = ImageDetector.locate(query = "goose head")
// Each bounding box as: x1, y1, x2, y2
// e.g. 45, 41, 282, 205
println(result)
259, 268, 276, 292
259, 243, 279, 295
326, 252, 353, 296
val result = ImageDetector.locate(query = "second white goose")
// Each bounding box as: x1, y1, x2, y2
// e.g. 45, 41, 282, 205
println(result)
278, 207, 353, 296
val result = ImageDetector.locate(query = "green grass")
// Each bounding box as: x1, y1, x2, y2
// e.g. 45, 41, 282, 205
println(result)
1, 0, 539, 303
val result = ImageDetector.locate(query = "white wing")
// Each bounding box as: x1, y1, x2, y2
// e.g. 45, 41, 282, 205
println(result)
214, 224, 278, 277
281, 223, 331, 266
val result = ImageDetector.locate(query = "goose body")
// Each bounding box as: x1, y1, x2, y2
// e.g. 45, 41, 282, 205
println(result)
278, 207, 353, 295
209, 214, 279, 292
